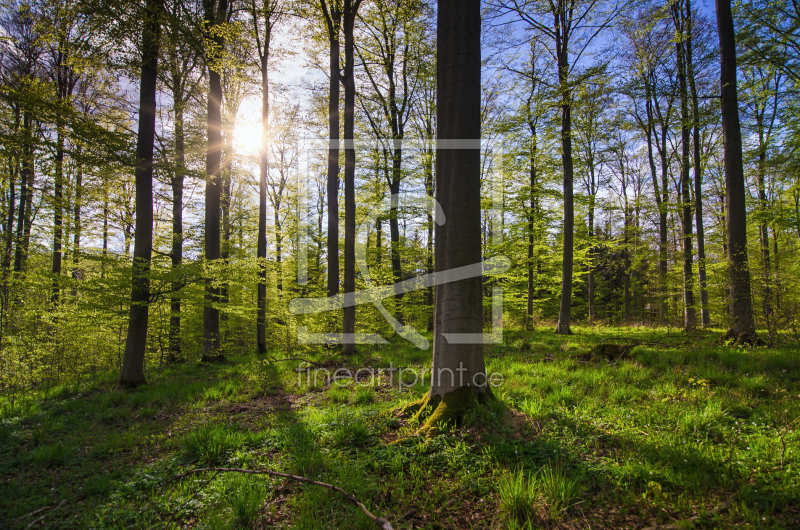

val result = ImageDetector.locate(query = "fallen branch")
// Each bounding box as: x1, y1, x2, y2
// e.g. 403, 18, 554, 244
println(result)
15, 505, 51, 521
640, 495, 736, 530
164, 467, 393, 530
25, 499, 65, 529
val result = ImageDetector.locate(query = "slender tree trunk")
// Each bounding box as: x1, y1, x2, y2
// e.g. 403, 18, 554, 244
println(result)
757, 150, 771, 318
673, 3, 696, 330
389, 151, 403, 324
101, 194, 108, 279
527, 130, 537, 330
274, 209, 282, 292
119, 0, 163, 387
321, 1, 341, 301
256, 26, 271, 354
202, 0, 228, 361
624, 198, 631, 324
3, 164, 15, 275
169, 105, 185, 363
685, 1, 709, 326
556, 43, 574, 335
72, 154, 82, 286
587, 169, 596, 324
428, 0, 485, 408
756, 121, 771, 319
342, 0, 360, 354
52, 125, 64, 308
375, 216, 382, 264
715, 0, 756, 338
643, 81, 666, 323
13, 113, 32, 274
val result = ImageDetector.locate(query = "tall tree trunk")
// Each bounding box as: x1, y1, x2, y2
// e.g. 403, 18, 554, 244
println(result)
555, 39, 574, 335
72, 154, 82, 285
674, 6, 696, 330
587, 167, 596, 324
342, 0, 361, 354
643, 79, 666, 323
257, 40, 269, 354
388, 151, 403, 323
101, 194, 108, 278
202, 0, 228, 361
169, 104, 185, 362
426, 0, 485, 423
52, 124, 64, 308
321, 0, 341, 302
13, 113, 32, 274
119, 0, 163, 387
624, 197, 631, 324
526, 128, 537, 331
715, 0, 756, 338
685, 0, 709, 326
757, 149, 771, 319
3, 163, 15, 275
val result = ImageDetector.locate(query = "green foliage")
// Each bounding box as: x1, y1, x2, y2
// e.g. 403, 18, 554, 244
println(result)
181, 425, 245, 466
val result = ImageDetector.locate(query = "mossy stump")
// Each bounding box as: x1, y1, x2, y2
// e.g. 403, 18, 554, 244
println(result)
401, 386, 494, 438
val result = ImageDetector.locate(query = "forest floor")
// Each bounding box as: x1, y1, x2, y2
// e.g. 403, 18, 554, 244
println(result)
0, 326, 798, 529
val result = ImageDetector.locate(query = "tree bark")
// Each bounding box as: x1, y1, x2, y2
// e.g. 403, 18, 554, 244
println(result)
13, 112, 33, 274
255, 12, 272, 355
555, 28, 574, 335
119, 0, 164, 387
526, 125, 537, 331
71, 153, 82, 285
715, 0, 756, 337
320, 0, 341, 302
428, 0, 485, 404
169, 101, 185, 363
342, 0, 362, 355
685, 0, 709, 326
52, 123, 64, 308
673, 1, 697, 330
202, 0, 228, 361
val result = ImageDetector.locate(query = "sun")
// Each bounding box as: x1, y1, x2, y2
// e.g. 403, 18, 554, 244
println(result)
234, 118, 263, 154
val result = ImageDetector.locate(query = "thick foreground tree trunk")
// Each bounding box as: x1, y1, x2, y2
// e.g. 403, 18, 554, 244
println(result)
119, 0, 163, 387
404, 0, 488, 437
202, 0, 228, 361
715, 0, 756, 340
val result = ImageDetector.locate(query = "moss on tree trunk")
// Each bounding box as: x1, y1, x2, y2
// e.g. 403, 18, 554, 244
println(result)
402, 386, 494, 438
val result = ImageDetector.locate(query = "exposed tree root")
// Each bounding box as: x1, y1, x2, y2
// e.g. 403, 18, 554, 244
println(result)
401, 385, 494, 438
163, 467, 394, 529
716, 329, 767, 347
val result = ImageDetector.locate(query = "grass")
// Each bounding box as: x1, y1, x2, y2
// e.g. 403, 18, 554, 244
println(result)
0, 326, 798, 529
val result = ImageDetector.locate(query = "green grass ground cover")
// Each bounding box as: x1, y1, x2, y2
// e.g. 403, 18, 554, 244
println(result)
0, 327, 798, 529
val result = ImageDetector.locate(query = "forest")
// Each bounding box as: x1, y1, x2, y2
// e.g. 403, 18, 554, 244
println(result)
0, 0, 798, 528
